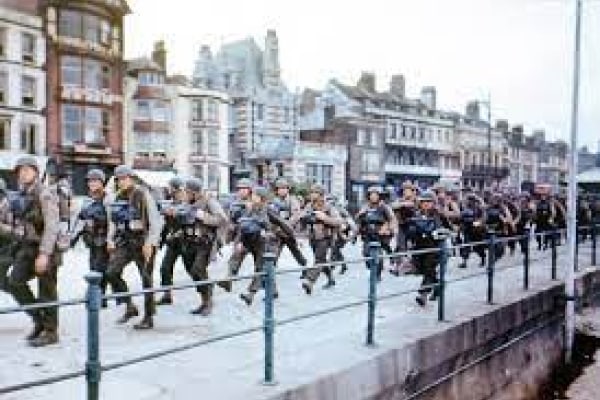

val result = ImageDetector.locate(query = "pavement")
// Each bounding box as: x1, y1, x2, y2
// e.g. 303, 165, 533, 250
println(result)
0, 238, 597, 400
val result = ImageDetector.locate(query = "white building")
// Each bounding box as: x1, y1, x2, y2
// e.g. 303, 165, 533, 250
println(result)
292, 141, 347, 201
0, 5, 46, 163
169, 85, 230, 195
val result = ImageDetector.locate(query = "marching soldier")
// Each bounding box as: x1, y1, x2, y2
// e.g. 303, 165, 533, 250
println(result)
458, 193, 487, 268
485, 193, 512, 262
327, 195, 357, 275
106, 165, 162, 330
533, 184, 556, 251
515, 192, 535, 255
156, 176, 186, 305
70, 169, 111, 307
271, 178, 307, 267
356, 186, 397, 280
406, 191, 446, 307
0, 178, 13, 293
181, 177, 227, 315
293, 183, 342, 295
390, 181, 418, 275
4, 156, 60, 346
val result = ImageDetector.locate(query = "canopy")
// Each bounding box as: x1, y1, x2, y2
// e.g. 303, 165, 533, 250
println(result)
577, 168, 600, 184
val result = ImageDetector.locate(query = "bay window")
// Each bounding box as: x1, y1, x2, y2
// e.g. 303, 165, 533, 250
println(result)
59, 9, 111, 45
62, 104, 110, 145
61, 56, 111, 89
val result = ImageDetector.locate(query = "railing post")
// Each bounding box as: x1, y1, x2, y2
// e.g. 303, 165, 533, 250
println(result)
85, 272, 102, 400
523, 228, 530, 290
263, 252, 276, 385
575, 227, 580, 272
438, 238, 448, 322
551, 229, 558, 280
366, 241, 381, 346
592, 223, 597, 266
487, 233, 496, 305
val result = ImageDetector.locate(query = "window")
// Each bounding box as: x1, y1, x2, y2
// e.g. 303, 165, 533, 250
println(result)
390, 124, 397, 140
401, 125, 407, 138
191, 99, 203, 121
361, 151, 380, 173
193, 165, 204, 181
284, 107, 290, 124
207, 164, 219, 191
61, 56, 110, 89
21, 33, 35, 63
83, 106, 103, 143
419, 127, 425, 141
59, 10, 83, 39
21, 76, 35, 107
84, 15, 100, 44
63, 104, 83, 144
370, 130, 378, 147
305, 164, 333, 193
85, 59, 102, 90
357, 129, 365, 146
0, 28, 6, 58
207, 129, 219, 156
207, 99, 219, 121
192, 129, 204, 155
0, 119, 9, 150
61, 56, 81, 86
100, 20, 111, 45
20, 123, 36, 154
136, 101, 150, 119
153, 100, 169, 122
445, 130, 450, 143
0, 71, 6, 104
256, 104, 264, 121
410, 126, 416, 139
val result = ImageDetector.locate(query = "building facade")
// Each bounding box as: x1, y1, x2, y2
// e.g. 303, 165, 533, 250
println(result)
192, 30, 297, 186
43, 0, 130, 193
0, 2, 46, 167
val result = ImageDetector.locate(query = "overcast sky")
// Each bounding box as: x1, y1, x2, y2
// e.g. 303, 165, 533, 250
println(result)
124, 0, 600, 150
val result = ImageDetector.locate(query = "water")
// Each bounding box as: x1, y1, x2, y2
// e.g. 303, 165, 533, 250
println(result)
538, 333, 600, 399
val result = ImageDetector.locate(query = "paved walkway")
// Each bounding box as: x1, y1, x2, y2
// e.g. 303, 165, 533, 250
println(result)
0, 239, 596, 399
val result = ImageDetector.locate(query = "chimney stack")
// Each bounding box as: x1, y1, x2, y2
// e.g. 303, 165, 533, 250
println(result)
389, 74, 405, 98
420, 86, 436, 109
357, 72, 376, 93
152, 40, 167, 73
466, 101, 480, 120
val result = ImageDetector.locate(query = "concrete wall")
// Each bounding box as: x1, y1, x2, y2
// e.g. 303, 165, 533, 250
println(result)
266, 268, 600, 400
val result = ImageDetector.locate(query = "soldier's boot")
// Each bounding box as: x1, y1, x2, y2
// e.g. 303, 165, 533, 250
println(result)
156, 291, 173, 306
429, 286, 440, 301
133, 315, 154, 330
29, 328, 59, 347
217, 279, 232, 293
479, 255, 486, 267
240, 291, 255, 306
191, 292, 213, 316
322, 278, 336, 290
415, 292, 428, 307
25, 320, 44, 341
302, 280, 314, 295
458, 260, 467, 269
340, 264, 348, 274
116, 303, 139, 324
290, 244, 307, 267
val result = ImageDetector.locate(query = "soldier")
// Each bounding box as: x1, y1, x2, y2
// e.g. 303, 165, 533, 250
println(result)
105, 165, 162, 330
356, 186, 397, 280
503, 193, 520, 256
485, 193, 512, 262
327, 195, 357, 275
4, 156, 60, 346
390, 181, 418, 275
178, 177, 227, 315
70, 169, 111, 307
515, 192, 535, 255
533, 184, 556, 251
406, 191, 446, 307
270, 178, 307, 267
155, 177, 186, 305
293, 183, 342, 295
0, 178, 13, 292
577, 192, 592, 243
458, 193, 487, 268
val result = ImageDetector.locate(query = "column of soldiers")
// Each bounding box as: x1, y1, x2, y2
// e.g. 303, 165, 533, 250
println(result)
1, 156, 599, 347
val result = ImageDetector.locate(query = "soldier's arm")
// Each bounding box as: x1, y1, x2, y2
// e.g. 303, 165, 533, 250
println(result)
143, 188, 163, 247
385, 205, 399, 237
320, 206, 342, 227
38, 188, 60, 255
105, 195, 116, 248
202, 198, 227, 227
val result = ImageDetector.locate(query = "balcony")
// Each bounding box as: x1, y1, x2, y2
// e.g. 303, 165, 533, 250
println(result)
384, 164, 441, 177
462, 164, 510, 179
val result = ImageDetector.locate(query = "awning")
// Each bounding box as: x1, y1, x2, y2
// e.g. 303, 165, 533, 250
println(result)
0, 152, 49, 176
577, 168, 600, 184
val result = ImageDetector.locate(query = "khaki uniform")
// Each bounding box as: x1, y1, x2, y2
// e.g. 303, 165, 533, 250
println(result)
5, 181, 60, 332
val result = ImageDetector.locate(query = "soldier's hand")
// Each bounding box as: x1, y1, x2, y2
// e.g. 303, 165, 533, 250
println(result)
142, 244, 153, 262
106, 243, 116, 253
34, 254, 49, 275
196, 209, 205, 220
314, 211, 326, 221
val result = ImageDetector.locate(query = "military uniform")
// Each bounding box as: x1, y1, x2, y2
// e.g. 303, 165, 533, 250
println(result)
293, 184, 342, 295
106, 165, 162, 329
271, 178, 307, 268
183, 178, 227, 315
458, 194, 487, 268
328, 199, 356, 275
0, 179, 13, 292
71, 169, 111, 306
390, 181, 418, 275
4, 157, 61, 346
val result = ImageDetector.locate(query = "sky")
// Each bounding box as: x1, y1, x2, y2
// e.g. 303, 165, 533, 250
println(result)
124, 0, 600, 150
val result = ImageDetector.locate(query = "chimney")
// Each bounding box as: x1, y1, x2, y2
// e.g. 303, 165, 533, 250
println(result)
420, 86, 436, 109
466, 101, 480, 120
357, 72, 376, 93
495, 119, 509, 132
152, 40, 167, 73
389, 74, 405, 98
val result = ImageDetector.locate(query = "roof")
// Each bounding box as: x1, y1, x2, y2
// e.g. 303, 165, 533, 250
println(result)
578, 168, 600, 184
126, 57, 163, 74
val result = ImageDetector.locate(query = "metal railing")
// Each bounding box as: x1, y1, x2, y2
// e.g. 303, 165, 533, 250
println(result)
0, 224, 598, 399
